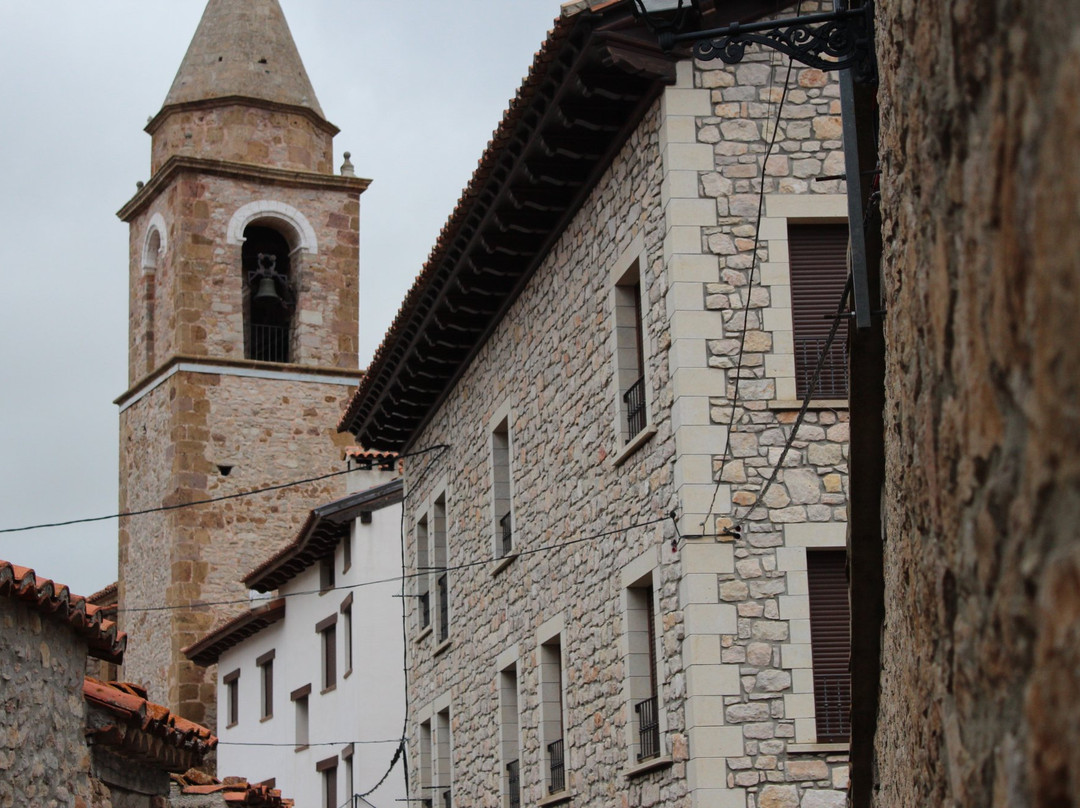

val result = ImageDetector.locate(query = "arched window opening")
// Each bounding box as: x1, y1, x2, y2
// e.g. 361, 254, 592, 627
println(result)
242, 225, 295, 363
142, 227, 163, 373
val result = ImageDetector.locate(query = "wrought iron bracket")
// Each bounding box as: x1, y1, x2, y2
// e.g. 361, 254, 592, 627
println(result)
666, 4, 876, 84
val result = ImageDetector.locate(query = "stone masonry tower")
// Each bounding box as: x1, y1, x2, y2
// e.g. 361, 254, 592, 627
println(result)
115, 0, 367, 725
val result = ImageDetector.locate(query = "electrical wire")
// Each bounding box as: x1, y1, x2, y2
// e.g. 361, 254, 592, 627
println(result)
699, 1, 802, 534
0, 444, 444, 536
114, 514, 670, 614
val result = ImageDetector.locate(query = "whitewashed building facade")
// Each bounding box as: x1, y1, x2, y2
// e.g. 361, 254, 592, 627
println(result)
185, 457, 406, 808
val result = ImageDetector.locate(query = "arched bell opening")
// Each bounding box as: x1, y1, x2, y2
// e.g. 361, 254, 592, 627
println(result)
241, 225, 295, 363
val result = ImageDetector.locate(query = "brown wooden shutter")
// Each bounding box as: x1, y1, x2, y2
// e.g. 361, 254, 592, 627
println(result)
807, 549, 851, 742
788, 224, 850, 399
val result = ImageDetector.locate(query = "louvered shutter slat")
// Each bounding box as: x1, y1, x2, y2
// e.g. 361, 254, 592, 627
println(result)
807, 549, 851, 742
789, 224, 850, 399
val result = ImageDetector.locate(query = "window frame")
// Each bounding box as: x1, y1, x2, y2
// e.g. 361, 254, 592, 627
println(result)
291, 684, 311, 751
223, 668, 240, 728
489, 404, 515, 561
317, 614, 338, 692
317, 755, 338, 808
341, 593, 354, 678
609, 237, 654, 458
256, 649, 275, 721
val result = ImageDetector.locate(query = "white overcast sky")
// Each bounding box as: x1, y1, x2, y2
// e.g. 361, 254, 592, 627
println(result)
0, 0, 562, 596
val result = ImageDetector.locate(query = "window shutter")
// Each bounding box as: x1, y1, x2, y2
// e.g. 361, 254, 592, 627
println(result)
807, 549, 851, 742
788, 224, 850, 399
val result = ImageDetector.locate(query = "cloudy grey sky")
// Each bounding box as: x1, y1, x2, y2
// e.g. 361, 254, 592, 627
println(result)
0, 0, 561, 595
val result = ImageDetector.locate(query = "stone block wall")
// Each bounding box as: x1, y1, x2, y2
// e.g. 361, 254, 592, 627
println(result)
872, 0, 1080, 804
126, 175, 360, 385
0, 598, 94, 807
117, 370, 356, 724
399, 13, 856, 805
149, 105, 335, 176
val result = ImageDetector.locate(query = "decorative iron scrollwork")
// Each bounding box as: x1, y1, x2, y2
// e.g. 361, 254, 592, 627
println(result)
674, 5, 876, 84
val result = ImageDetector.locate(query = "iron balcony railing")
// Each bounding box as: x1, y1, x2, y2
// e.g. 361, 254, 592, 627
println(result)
506, 759, 520, 808
250, 323, 290, 363
814, 674, 851, 742
500, 512, 513, 557
795, 336, 848, 399
547, 738, 565, 794
634, 696, 660, 761
436, 573, 449, 643
419, 591, 430, 629
623, 375, 647, 439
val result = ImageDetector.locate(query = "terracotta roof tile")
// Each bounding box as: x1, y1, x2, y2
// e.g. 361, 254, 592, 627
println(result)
182, 598, 287, 667
344, 447, 399, 469
172, 771, 294, 807
84, 677, 217, 760
0, 559, 127, 663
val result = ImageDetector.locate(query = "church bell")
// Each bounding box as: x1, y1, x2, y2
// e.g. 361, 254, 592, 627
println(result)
254, 275, 281, 304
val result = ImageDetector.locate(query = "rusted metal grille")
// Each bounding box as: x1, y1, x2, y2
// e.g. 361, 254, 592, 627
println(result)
419, 591, 430, 629
623, 375, 647, 438
436, 573, 449, 643
794, 337, 849, 400
635, 696, 660, 761
250, 323, 289, 363
507, 759, 520, 808
500, 512, 513, 556
547, 738, 565, 793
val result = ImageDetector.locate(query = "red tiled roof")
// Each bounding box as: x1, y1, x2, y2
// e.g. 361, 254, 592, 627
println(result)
172, 772, 294, 807
0, 560, 126, 663
344, 446, 399, 469
182, 598, 286, 667
84, 677, 217, 763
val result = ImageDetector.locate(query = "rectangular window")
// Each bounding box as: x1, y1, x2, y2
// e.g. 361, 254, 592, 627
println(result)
499, 664, 521, 808
317, 614, 338, 691
540, 637, 565, 794
341, 593, 354, 676
223, 668, 240, 728
788, 223, 850, 399
342, 744, 354, 806
807, 549, 851, 742
292, 684, 311, 750
320, 554, 336, 593
627, 579, 661, 762
416, 515, 431, 631
317, 756, 338, 808
435, 708, 452, 808
419, 719, 433, 808
491, 416, 513, 558
256, 650, 275, 720
343, 528, 352, 573
432, 494, 448, 644
615, 261, 648, 443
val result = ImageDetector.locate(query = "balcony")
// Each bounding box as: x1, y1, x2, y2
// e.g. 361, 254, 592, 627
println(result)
634, 696, 660, 762
436, 573, 449, 643
795, 336, 848, 399
622, 375, 646, 439
419, 591, 430, 629
500, 512, 513, 557
547, 738, 565, 794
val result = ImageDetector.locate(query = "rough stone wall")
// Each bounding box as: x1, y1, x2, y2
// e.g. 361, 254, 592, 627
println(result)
126, 175, 359, 386
0, 599, 94, 807
150, 105, 334, 175
405, 103, 690, 808
874, 0, 1080, 804
118, 371, 356, 724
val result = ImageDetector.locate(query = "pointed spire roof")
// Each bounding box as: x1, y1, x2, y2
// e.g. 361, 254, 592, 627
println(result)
163, 0, 325, 119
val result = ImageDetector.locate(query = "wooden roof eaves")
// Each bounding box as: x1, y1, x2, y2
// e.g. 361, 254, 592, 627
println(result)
340, 6, 676, 450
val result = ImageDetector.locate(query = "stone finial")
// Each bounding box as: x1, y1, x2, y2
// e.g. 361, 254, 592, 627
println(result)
340, 151, 356, 177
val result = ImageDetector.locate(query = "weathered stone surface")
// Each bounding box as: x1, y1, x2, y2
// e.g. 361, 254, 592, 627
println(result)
800, 789, 847, 808
872, 0, 1080, 805
759, 784, 800, 808
786, 759, 829, 781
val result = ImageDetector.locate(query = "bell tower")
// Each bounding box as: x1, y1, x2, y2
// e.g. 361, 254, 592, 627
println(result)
115, 0, 368, 724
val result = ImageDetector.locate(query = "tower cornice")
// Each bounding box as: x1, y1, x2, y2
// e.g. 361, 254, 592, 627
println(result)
145, 95, 340, 138
117, 155, 371, 222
